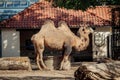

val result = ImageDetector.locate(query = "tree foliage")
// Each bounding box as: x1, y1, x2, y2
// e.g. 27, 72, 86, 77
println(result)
51, 0, 120, 11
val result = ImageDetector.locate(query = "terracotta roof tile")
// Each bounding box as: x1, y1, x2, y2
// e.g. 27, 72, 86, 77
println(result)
0, 1, 112, 29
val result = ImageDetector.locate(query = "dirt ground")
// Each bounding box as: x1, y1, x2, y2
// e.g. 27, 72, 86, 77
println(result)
1, 62, 120, 80
0, 63, 79, 80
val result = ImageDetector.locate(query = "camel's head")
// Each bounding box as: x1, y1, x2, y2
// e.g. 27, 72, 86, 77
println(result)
77, 25, 94, 37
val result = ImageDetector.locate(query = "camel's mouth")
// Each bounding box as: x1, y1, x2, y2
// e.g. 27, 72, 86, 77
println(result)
89, 27, 94, 33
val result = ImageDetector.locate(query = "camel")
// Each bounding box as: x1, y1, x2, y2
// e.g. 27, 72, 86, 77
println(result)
31, 20, 93, 70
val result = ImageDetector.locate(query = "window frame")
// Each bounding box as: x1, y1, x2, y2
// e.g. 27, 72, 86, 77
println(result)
20, 1, 28, 7
6, 1, 13, 8
13, 1, 20, 7
0, 1, 5, 8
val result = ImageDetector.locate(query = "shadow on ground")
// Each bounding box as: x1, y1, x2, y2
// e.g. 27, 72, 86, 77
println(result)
0, 76, 74, 80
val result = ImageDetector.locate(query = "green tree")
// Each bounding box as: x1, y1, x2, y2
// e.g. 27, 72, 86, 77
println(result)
51, 0, 120, 11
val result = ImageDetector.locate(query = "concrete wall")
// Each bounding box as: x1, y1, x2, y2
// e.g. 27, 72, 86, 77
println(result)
1, 29, 20, 57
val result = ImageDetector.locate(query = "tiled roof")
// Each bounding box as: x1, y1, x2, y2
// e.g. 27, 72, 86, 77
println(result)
0, 1, 112, 29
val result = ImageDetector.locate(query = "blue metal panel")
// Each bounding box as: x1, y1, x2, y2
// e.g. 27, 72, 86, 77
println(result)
0, 1, 5, 8
5, 1, 29, 8
0, 9, 23, 21
0, 0, 39, 21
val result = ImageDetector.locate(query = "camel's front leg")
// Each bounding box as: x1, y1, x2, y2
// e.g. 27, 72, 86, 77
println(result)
60, 45, 72, 70
38, 49, 50, 70
34, 43, 42, 70
36, 52, 42, 70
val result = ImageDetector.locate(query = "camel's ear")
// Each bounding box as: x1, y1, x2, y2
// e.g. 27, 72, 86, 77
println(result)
80, 24, 84, 27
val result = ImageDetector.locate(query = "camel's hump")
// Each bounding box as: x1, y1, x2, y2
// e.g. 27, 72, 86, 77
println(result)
58, 21, 69, 30
40, 20, 57, 31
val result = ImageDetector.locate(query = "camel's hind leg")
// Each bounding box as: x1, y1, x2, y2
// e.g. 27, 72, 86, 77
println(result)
60, 44, 72, 70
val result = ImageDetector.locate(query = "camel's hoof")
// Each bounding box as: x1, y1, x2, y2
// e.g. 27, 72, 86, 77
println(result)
38, 67, 43, 71
59, 67, 63, 70
44, 68, 51, 71
60, 61, 71, 70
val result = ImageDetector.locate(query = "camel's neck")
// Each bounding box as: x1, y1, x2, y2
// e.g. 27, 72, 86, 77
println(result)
82, 35, 89, 47
77, 30, 90, 46
78, 34, 90, 49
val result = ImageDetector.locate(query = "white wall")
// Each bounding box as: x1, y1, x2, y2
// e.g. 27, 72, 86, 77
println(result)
1, 29, 20, 57
92, 31, 111, 61
92, 27, 112, 61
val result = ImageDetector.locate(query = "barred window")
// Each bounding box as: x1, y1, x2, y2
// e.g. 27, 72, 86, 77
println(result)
20, 1, 28, 6
6, 2, 13, 7
13, 1, 20, 7
0, 2, 4, 7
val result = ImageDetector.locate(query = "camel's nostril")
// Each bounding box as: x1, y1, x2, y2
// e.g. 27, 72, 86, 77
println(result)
82, 29, 85, 31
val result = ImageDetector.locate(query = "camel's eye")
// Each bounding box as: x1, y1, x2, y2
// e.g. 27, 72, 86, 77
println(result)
82, 28, 85, 31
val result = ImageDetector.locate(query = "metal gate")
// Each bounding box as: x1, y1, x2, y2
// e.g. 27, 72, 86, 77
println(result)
112, 27, 120, 59
111, 7, 120, 59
